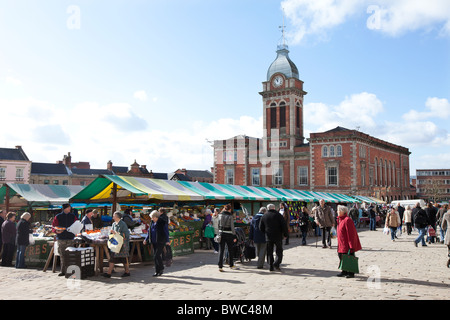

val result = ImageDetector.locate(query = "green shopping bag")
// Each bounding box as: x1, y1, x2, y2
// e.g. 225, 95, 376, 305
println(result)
339, 250, 359, 274
204, 224, 215, 238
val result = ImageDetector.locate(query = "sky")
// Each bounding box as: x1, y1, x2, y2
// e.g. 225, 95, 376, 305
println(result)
0, 0, 449, 176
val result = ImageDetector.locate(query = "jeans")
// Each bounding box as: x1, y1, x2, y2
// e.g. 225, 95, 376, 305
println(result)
321, 227, 331, 247
266, 239, 283, 269
212, 236, 219, 252
301, 230, 308, 245
218, 233, 236, 268
369, 218, 376, 230
440, 226, 446, 243
426, 224, 436, 243
390, 227, 397, 240
255, 242, 267, 268
406, 222, 412, 235
415, 227, 427, 246
152, 242, 165, 274
15, 245, 27, 268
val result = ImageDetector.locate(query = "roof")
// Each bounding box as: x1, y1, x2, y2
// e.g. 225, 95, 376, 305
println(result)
0, 147, 30, 161
185, 170, 213, 179
71, 168, 114, 176
267, 46, 299, 81
31, 162, 69, 175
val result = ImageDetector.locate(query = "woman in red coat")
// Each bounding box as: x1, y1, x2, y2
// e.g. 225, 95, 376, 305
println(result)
336, 205, 362, 278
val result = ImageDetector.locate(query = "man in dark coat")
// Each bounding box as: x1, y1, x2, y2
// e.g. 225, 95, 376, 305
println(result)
249, 207, 267, 269
413, 203, 429, 247
259, 204, 288, 271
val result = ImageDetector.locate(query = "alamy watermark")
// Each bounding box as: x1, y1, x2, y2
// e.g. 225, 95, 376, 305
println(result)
67, 5, 81, 30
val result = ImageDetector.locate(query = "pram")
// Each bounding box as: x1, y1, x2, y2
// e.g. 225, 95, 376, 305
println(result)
225, 227, 247, 264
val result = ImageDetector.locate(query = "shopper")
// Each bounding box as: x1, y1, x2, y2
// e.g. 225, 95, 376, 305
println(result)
81, 208, 94, 231
143, 210, 170, 277
437, 204, 448, 244
249, 207, 267, 269
15, 212, 32, 269
51, 204, 78, 276
0, 210, 5, 253
385, 208, 400, 241
211, 208, 220, 253
336, 205, 361, 278
348, 204, 359, 229
259, 204, 289, 271
202, 209, 213, 250
91, 209, 103, 229
441, 210, 450, 253
217, 204, 237, 272
396, 203, 405, 235
1, 212, 16, 267
103, 211, 131, 278
425, 203, 437, 244
368, 204, 377, 231
280, 203, 290, 245
299, 207, 310, 245
313, 199, 335, 248
404, 205, 413, 235
413, 203, 429, 247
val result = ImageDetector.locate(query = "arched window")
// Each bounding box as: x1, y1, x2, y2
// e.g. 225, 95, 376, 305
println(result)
329, 146, 335, 157
374, 158, 378, 185
379, 158, 383, 186
322, 146, 328, 157
336, 145, 342, 157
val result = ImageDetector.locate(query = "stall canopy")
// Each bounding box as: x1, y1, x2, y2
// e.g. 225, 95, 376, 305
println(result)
71, 175, 204, 203
0, 183, 85, 208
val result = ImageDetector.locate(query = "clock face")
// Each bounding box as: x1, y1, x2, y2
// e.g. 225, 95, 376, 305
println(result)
273, 75, 283, 88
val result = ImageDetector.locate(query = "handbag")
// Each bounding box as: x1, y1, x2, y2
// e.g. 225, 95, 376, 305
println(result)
339, 250, 359, 274
163, 244, 173, 267
204, 224, 215, 238
107, 232, 124, 253
29, 233, 35, 245
214, 232, 222, 243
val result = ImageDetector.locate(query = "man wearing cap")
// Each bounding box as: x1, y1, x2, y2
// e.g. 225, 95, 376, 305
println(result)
52, 203, 78, 276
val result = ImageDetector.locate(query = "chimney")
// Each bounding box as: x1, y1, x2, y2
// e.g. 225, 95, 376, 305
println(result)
15, 145, 22, 150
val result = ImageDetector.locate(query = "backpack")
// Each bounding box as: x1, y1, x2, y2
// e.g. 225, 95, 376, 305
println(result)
414, 210, 427, 227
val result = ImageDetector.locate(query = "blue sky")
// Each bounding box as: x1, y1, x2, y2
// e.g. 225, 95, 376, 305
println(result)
0, 0, 449, 175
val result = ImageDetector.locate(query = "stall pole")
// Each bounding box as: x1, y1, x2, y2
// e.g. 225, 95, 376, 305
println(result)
112, 183, 118, 213
5, 184, 10, 213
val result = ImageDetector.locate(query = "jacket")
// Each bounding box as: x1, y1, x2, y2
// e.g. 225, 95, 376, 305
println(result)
413, 207, 429, 228
16, 219, 31, 246
314, 205, 334, 228
337, 214, 362, 254
52, 211, 78, 240
249, 212, 266, 243
2, 220, 16, 245
145, 218, 169, 245
219, 211, 235, 235
441, 212, 450, 246
425, 207, 437, 226
385, 211, 400, 228
404, 209, 413, 223
259, 209, 289, 242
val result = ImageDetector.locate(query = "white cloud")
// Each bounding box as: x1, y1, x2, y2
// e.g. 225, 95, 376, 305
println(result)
402, 97, 450, 121
281, 0, 450, 43
6, 76, 22, 86
304, 92, 384, 132
133, 90, 148, 101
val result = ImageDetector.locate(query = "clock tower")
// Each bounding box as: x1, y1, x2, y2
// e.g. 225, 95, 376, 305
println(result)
259, 40, 307, 153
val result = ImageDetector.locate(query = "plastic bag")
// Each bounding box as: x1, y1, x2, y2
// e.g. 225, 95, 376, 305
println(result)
331, 227, 337, 238
29, 233, 35, 245
107, 232, 124, 253
383, 227, 390, 235
67, 220, 83, 235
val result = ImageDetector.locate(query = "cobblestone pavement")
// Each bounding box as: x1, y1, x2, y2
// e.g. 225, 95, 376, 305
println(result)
0, 227, 449, 300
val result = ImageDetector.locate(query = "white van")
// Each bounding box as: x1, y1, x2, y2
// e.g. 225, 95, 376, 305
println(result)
390, 199, 426, 208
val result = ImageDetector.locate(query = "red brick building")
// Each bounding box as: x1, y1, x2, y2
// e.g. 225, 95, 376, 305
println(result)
213, 42, 414, 202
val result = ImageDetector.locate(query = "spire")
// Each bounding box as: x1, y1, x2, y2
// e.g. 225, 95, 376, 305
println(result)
278, 8, 288, 51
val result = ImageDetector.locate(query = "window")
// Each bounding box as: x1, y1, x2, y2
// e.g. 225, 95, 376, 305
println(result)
63, 180, 69, 185
361, 164, 366, 186
16, 167, 24, 181
273, 167, 283, 186
328, 166, 338, 186
298, 167, 308, 186
336, 145, 342, 157
0, 167, 5, 180
44, 180, 50, 185
329, 146, 335, 157
225, 169, 234, 185
53, 180, 59, 185
322, 146, 328, 157
251, 168, 260, 186
279, 102, 286, 128
223, 151, 237, 162
270, 105, 277, 129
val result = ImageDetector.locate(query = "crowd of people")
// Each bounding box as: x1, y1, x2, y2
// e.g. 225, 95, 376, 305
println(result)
1, 198, 449, 279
